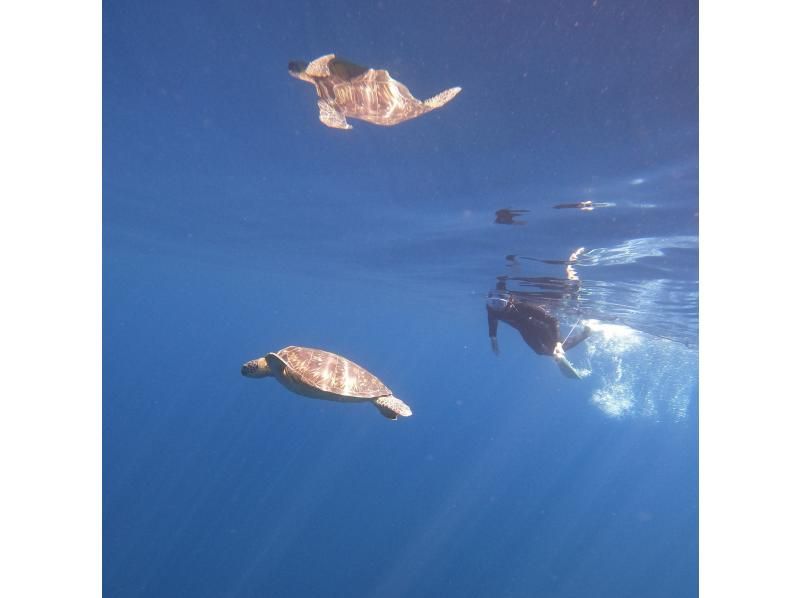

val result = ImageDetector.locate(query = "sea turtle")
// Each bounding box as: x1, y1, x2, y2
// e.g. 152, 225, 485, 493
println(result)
288, 53, 461, 129
241, 346, 412, 420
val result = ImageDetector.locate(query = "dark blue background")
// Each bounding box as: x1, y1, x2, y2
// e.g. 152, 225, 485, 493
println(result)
104, 1, 698, 596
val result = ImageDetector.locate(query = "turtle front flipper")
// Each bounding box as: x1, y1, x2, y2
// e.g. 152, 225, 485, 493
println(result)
306, 53, 336, 77
318, 100, 352, 130
373, 395, 412, 420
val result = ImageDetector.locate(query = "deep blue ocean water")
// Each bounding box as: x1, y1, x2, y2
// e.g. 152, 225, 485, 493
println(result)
104, 1, 698, 596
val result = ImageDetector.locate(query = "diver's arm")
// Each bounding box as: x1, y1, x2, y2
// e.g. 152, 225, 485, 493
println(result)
487, 309, 499, 355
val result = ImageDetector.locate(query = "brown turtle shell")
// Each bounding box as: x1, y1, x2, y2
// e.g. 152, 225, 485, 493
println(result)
275, 346, 392, 399
318, 66, 430, 126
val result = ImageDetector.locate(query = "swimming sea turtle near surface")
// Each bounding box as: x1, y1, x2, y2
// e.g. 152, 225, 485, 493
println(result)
288, 53, 462, 129
241, 346, 412, 420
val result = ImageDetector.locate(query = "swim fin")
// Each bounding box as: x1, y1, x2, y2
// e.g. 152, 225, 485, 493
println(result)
553, 342, 582, 380
554, 353, 582, 379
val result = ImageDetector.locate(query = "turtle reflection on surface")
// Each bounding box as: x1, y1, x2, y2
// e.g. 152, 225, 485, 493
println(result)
288, 53, 462, 130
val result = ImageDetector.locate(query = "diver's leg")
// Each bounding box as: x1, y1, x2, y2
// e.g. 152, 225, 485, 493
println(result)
520, 329, 552, 356
562, 324, 593, 352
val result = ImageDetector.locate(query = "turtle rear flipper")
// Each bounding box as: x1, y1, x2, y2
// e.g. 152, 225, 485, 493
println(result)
423, 86, 462, 110
318, 100, 352, 130
373, 395, 412, 419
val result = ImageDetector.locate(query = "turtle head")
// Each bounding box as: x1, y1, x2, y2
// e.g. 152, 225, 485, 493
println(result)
241, 356, 272, 378
288, 61, 313, 83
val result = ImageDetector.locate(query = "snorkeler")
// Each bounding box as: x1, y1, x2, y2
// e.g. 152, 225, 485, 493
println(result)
486, 289, 592, 379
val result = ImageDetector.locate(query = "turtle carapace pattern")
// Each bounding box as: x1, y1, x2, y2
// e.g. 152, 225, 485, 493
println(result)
288, 53, 461, 129
241, 346, 412, 420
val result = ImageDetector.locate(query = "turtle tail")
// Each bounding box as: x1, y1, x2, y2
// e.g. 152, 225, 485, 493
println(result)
373, 395, 413, 420
423, 86, 462, 110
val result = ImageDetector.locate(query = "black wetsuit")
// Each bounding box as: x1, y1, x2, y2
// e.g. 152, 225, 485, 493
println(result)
487, 294, 590, 356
